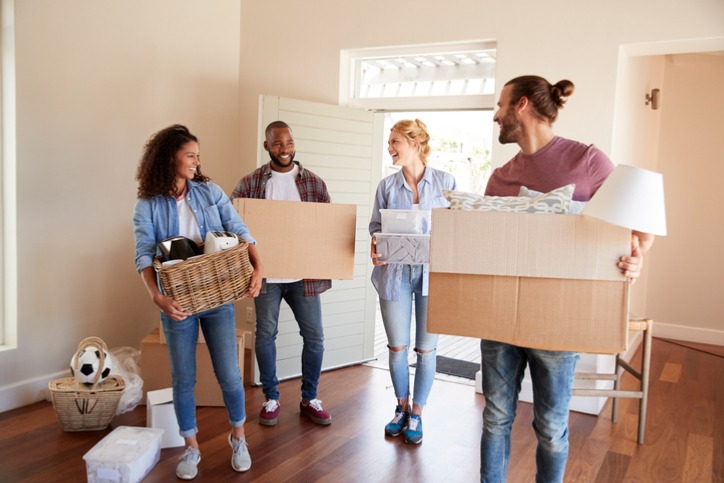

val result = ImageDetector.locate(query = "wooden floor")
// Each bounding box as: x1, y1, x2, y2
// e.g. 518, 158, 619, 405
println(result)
2, 337, 722, 482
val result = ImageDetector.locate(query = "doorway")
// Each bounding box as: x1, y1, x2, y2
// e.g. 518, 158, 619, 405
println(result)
365, 109, 494, 384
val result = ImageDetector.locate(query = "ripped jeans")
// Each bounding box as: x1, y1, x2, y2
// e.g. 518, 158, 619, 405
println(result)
379, 264, 437, 407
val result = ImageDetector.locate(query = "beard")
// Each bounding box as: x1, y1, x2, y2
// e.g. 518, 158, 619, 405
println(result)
497, 112, 523, 145
270, 151, 295, 169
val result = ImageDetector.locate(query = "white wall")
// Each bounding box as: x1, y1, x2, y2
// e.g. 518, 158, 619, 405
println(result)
0, 0, 242, 411
237, 0, 724, 175
647, 53, 724, 342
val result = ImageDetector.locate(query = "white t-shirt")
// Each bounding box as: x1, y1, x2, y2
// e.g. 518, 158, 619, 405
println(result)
177, 196, 202, 244
265, 164, 302, 283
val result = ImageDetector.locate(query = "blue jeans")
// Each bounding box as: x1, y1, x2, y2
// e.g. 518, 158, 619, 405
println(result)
479, 340, 579, 483
379, 264, 438, 407
254, 281, 324, 402
161, 303, 245, 438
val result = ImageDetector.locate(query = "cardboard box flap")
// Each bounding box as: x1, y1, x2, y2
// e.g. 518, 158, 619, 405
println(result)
430, 210, 630, 281
235, 198, 356, 280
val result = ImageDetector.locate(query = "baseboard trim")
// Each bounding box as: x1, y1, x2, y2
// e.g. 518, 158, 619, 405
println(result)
653, 322, 724, 347
0, 370, 66, 414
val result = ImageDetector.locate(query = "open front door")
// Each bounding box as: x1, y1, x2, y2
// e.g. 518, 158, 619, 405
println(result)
251, 95, 383, 384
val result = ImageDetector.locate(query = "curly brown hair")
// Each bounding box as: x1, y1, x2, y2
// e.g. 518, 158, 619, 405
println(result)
136, 124, 210, 199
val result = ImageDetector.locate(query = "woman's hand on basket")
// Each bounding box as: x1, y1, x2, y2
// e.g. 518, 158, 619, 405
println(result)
370, 236, 386, 266
153, 293, 189, 321
141, 266, 188, 320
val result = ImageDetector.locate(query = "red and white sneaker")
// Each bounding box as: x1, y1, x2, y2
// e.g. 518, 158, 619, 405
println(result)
300, 399, 332, 425
259, 399, 280, 426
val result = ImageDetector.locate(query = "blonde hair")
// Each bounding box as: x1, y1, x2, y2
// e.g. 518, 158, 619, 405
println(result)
391, 119, 431, 165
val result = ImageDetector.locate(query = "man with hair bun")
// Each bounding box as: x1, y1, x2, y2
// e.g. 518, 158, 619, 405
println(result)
479, 76, 653, 482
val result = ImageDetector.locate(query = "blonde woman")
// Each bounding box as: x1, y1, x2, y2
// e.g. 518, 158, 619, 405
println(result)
369, 119, 456, 444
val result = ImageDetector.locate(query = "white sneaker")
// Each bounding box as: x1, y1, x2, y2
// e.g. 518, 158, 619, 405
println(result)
228, 433, 252, 472
176, 446, 201, 480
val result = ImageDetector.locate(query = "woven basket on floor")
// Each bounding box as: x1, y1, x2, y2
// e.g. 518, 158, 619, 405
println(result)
48, 336, 125, 432
153, 240, 253, 315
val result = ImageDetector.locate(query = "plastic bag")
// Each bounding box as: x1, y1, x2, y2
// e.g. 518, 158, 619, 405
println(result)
109, 346, 143, 414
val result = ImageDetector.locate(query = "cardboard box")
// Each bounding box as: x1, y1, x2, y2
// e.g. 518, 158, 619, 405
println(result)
83, 426, 163, 483
141, 328, 243, 406
427, 210, 631, 354
146, 388, 184, 449
234, 198, 356, 279
375, 233, 430, 264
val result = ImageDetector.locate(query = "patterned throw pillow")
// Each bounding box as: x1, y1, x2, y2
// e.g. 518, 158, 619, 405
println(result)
518, 186, 588, 215
443, 184, 575, 214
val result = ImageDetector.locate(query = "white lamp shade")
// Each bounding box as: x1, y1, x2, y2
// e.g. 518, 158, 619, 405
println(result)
582, 164, 667, 236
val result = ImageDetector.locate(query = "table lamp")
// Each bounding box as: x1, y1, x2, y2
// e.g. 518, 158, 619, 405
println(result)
582, 164, 667, 236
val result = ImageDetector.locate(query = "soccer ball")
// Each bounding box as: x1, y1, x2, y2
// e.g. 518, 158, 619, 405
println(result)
70, 346, 112, 385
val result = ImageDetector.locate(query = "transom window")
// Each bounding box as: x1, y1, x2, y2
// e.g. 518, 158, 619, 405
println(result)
341, 41, 497, 110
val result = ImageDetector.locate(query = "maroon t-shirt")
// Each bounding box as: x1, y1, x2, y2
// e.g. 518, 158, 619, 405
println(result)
485, 136, 614, 202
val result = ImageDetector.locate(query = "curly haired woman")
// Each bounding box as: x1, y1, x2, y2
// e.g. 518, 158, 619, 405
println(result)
133, 124, 262, 479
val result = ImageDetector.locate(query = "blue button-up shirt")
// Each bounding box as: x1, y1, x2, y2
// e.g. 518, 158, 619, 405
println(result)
369, 167, 456, 301
133, 180, 256, 273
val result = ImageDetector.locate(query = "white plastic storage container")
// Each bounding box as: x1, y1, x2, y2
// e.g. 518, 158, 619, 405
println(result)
375, 233, 430, 264
380, 209, 431, 235
83, 426, 164, 483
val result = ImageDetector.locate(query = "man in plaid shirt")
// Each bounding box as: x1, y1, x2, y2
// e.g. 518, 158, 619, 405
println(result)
231, 121, 332, 427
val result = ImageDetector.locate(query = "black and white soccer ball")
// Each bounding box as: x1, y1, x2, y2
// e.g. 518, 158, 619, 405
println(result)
70, 346, 112, 384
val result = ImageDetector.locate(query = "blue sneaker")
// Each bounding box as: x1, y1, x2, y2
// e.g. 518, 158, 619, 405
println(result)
384, 405, 409, 437
403, 414, 423, 444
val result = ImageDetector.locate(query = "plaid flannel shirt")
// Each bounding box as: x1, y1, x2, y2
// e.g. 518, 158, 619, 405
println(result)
231, 161, 332, 296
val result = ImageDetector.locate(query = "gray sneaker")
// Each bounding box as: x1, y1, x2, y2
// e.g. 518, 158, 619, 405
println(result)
176, 446, 201, 480
228, 433, 252, 472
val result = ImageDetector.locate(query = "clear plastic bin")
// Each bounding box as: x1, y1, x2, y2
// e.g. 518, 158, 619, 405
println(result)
83, 426, 164, 483
380, 209, 432, 234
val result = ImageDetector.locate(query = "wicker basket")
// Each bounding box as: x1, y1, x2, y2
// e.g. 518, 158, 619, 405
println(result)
153, 240, 253, 315
49, 336, 125, 432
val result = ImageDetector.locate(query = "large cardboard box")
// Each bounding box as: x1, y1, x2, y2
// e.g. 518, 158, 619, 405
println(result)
141, 328, 244, 407
427, 210, 631, 354
234, 198, 356, 279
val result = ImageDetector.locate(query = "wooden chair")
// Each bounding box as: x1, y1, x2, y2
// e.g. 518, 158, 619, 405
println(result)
572, 317, 653, 444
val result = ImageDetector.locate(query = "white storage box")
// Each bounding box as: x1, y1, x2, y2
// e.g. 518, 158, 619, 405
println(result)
375, 233, 430, 264
380, 209, 431, 234
146, 388, 184, 449
83, 426, 164, 483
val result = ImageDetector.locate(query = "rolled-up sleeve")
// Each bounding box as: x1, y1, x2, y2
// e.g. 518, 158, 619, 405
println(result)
133, 199, 157, 272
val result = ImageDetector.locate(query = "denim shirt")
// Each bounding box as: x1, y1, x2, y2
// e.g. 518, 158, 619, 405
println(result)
369, 167, 457, 301
133, 180, 256, 273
